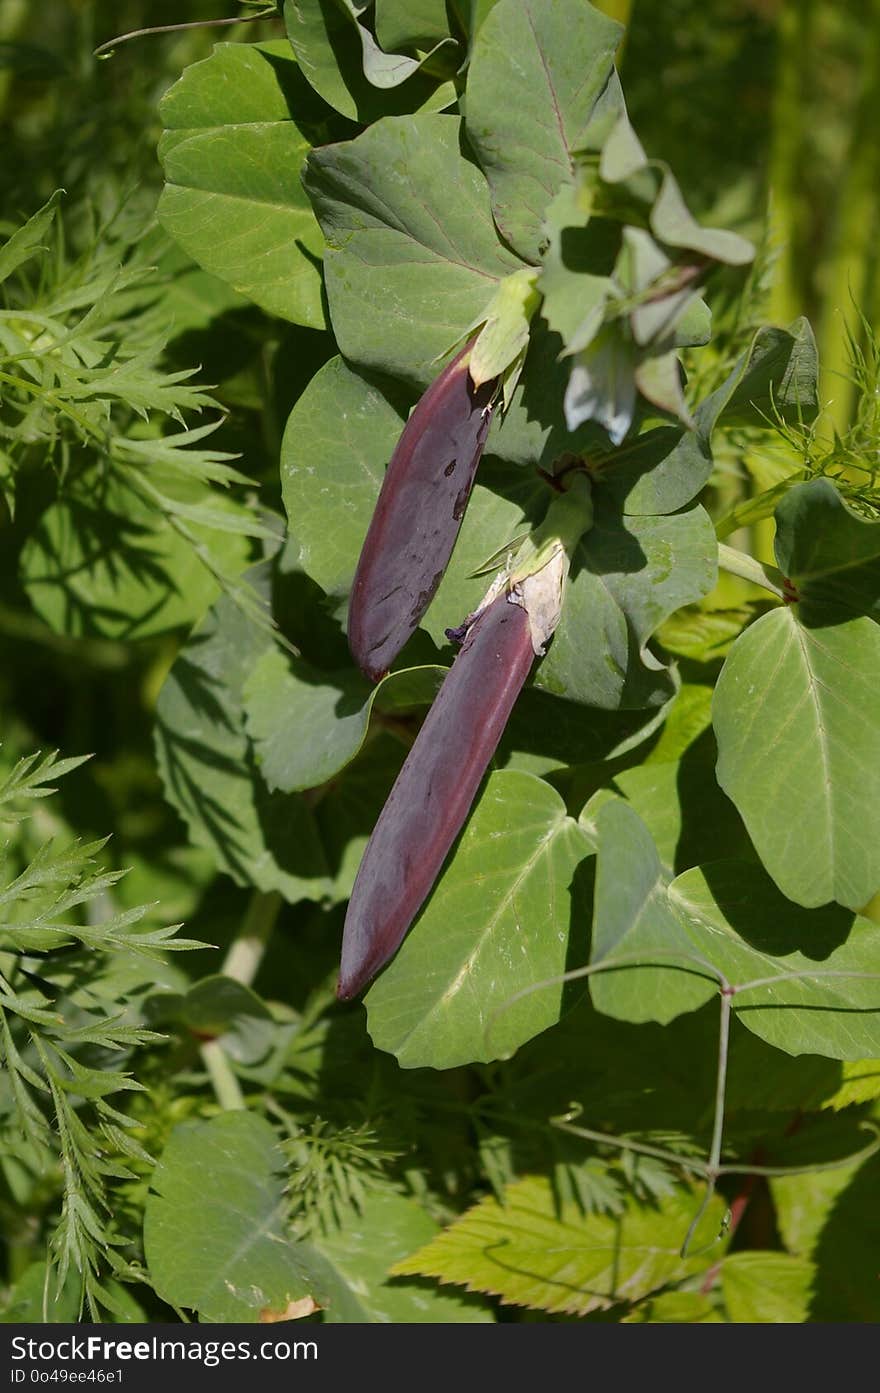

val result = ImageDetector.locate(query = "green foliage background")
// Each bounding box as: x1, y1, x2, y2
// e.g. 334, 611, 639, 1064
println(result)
0, 0, 879, 1325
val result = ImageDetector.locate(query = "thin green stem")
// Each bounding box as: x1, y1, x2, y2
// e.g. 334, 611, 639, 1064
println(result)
221, 890, 282, 987
200, 890, 281, 1110
93, 11, 278, 58
200, 1039, 246, 1112
680, 992, 731, 1257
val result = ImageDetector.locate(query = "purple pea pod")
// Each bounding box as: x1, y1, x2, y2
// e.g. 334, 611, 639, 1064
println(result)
337, 592, 534, 1000
348, 341, 497, 683
337, 470, 594, 1000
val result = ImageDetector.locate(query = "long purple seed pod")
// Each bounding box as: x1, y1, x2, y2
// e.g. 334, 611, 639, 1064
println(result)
348, 341, 497, 683
337, 593, 534, 1000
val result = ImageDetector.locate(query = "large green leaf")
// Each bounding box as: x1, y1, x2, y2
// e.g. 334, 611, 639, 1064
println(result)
300, 1192, 493, 1322
243, 653, 444, 792
154, 566, 333, 903
284, 0, 455, 123
590, 802, 880, 1060
144, 1112, 312, 1323
375, 0, 452, 51
581, 729, 754, 876
590, 799, 711, 1025
281, 356, 409, 599
713, 607, 880, 910
20, 475, 251, 641
535, 497, 717, 708
721, 1252, 813, 1323
391, 1174, 726, 1317
366, 770, 593, 1069
464, 0, 622, 262
774, 477, 880, 621
303, 114, 522, 388
158, 42, 337, 326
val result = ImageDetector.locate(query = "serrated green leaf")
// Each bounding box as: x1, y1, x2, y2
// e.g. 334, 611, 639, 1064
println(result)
771, 1161, 862, 1260
774, 1155, 880, 1321
626, 1290, 724, 1323
391, 1174, 726, 1316
820, 1059, 880, 1111
366, 771, 593, 1069
303, 114, 522, 389
158, 42, 333, 327
144, 1112, 313, 1322
0, 190, 62, 284
713, 607, 880, 910
464, 0, 622, 261
721, 1252, 813, 1323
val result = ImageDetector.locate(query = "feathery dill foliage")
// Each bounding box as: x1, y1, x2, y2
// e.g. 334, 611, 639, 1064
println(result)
766, 306, 880, 517
279, 1114, 402, 1236
0, 750, 203, 1318
0, 192, 274, 629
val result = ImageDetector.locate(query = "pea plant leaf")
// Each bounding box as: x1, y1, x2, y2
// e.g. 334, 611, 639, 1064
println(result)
284, 0, 456, 124
590, 801, 880, 1061
243, 652, 444, 793
464, 0, 623, 262
712, 607, 880, 911
774, 477, 880, 621
303, 114, 523, 388
280, 356, 410, 599
589, 797, 712, 1025
712, 480, 880, 910
535, 496, 717, 709
158, 41, 340, 327
375, 0, 452, 52
300, 1191, 494, 1322
391, 1174, 726, 1317
365, 770, 593, 1069
582, 728, 754, 878
154, 565, 334, 904
144, 1112, 314, 1323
